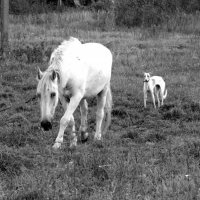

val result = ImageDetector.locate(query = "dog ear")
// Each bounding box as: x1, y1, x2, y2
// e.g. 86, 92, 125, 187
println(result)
143, 72, 148, 77
36, 67, 44, 81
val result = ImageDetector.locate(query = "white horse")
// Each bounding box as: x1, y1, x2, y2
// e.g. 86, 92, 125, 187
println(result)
36, 37, 113, 149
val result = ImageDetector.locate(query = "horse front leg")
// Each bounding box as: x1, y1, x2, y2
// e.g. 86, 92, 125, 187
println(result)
53, 93, 82, 149
60, 96, 76, 147
94, 89, 107, 141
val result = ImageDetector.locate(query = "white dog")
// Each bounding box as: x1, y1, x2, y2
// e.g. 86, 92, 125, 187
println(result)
143, 72, 167, 109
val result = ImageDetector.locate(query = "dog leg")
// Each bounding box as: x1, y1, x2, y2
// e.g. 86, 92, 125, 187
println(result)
161, 91, 164, 106
144, 90, 147, 108
143, 83, 147, 108
156, 89, 160, 108
161, 86, 167, 106
150, 89, 156, 109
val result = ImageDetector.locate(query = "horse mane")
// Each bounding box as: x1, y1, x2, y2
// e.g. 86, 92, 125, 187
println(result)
48, 37, 82, 71
42, 37, 82, 84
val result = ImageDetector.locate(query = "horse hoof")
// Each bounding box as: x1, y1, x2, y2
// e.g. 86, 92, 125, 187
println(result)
53, 142, 61, 149
81, 131, 89, 143
94, 135, 101, 141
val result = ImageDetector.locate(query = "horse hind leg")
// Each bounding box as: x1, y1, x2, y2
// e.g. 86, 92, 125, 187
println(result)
79, 99, 89, 142
94, 88, 107, 141
102, 86, 112, 134
155, 86, 161, 108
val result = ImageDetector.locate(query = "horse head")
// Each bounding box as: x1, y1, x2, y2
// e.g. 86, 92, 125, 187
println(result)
36, 68, 59, 131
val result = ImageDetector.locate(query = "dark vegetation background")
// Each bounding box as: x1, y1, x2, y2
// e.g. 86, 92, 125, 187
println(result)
10, 0, 200, 27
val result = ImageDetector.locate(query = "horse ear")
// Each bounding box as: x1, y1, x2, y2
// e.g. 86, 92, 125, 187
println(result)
51, 70, 57, 81
36, 67, 44, 81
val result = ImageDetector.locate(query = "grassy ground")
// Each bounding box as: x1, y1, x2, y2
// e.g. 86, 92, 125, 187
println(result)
1, 10, 200, 199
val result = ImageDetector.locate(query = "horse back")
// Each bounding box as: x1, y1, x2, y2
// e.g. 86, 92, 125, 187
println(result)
59, 42, 113, 98
82, 43, 112, 73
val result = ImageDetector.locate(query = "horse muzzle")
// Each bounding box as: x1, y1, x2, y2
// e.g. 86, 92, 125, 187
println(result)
41, 120, 52, 131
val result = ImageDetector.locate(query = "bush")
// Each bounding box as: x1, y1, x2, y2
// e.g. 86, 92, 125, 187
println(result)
10, 0, 54, 14
180, 0, 200, 13
10, 0, 31, 14
115, 0, 169, 27
114, 0, 200, 28
91, 0, 114, 11
141, 3, 164, 27
115, 0, 142, 27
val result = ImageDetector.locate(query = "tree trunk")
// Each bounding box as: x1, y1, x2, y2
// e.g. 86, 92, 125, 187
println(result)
1, 0, 9, 54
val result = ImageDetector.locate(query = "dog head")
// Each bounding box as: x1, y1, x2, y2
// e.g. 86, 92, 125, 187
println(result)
143, 72, 151, 82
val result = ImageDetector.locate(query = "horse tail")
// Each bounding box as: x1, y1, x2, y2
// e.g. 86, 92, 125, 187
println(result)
103, 86, 112, 134
163, 88, 167, 99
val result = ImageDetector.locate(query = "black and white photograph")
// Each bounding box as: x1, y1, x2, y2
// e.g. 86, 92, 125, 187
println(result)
0, 0, 200, 199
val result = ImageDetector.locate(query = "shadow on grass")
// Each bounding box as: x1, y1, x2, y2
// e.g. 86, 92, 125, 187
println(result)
0, 152, 34, 177
0, 124, 39, 148
183, 140, 200, 160
160, 101, 200, 121
122, 129, 167, 144
13, 191, 44, 200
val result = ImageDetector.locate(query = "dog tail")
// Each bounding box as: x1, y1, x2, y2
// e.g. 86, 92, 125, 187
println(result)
163, 89, 167, 99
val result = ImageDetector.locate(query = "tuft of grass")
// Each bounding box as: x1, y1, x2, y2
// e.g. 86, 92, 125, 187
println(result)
162, 106, 186, 120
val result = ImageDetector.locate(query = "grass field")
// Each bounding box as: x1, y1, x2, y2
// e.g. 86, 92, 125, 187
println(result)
1, 10, 200, 199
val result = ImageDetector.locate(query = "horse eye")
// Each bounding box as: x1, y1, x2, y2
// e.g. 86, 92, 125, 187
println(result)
37, 93, 41, 99
50, 92, 56, 98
